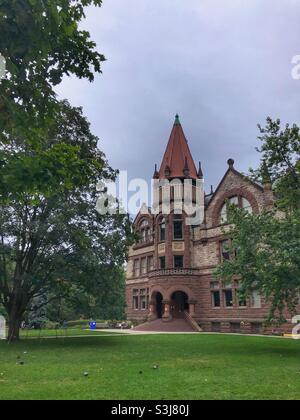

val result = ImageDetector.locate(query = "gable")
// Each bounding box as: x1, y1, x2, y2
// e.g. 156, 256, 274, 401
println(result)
205, 167, 265, 228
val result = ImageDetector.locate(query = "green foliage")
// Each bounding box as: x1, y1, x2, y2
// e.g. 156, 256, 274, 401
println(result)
0, 0, 105, 149
0, 101, 135, 340
0, 1, 133, 342
216, 118, 300, 321
252, 117, 300, 211
45, 266, 127, 322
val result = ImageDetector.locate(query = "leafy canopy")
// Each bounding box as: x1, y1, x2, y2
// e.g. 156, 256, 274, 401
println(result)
0, 0, 105, 146
216, 118, 300, 321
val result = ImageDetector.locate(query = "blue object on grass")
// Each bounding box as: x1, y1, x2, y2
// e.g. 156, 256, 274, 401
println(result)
90, 321, 97, 331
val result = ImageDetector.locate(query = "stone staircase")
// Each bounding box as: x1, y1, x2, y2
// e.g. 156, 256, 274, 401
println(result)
134, 317, 201, 333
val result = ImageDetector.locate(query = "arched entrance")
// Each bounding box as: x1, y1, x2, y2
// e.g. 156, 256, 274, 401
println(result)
171, 291, 189, 318
152, 292, 164, 319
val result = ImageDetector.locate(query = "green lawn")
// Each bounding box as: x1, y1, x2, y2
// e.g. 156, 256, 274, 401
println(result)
0, 333, 299, 400
19, 328, 119, 339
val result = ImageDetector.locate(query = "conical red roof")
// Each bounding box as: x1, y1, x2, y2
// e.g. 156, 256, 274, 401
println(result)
158, 115, 199, 180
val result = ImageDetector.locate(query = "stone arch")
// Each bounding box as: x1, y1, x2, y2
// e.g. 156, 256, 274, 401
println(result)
166, 285, 196, 302
150, 286, 167, 301
212, 188, 260, 227
150, 288, 166, 320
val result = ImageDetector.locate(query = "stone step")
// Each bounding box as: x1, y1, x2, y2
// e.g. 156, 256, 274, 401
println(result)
134, 318, 198, 333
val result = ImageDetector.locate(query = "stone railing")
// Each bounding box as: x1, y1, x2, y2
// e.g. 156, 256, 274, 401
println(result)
184, 311, 203, 332
149, 268, 201, 278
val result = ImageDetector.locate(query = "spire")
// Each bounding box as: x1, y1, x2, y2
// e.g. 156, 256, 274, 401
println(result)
198, 162, 203, 179
158, 115, 199, 180
153, 164, 159, 179
262, 161, 272, 190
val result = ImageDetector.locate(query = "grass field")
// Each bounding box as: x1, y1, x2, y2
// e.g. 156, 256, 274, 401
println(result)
0, 333, 300, 400
19, 328, 119, 339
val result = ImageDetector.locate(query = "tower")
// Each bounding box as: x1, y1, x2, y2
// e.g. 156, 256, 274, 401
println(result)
151, 115, 203, 313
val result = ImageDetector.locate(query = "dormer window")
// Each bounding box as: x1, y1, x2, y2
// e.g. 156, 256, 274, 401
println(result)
220, 196, 253, 224
138, 219, 151, 244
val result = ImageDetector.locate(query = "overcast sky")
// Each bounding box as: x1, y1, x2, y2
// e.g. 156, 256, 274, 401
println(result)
58, 0, 300, 194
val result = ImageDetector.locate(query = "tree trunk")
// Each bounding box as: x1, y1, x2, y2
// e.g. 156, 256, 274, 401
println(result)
7, 312, 22, 342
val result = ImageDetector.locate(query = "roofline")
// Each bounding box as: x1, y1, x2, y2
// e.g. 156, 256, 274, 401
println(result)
207, 165, 264, 209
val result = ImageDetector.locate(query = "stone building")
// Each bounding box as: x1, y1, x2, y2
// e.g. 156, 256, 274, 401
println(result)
126, 116, 298, 334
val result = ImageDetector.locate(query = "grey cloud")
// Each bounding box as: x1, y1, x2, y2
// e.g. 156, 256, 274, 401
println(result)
58, 0, 300, 193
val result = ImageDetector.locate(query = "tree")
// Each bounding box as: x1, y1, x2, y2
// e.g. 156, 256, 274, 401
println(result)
215, 118, 300, 322
0, 101, 134, 341
0, 0, 105, 163
45, 266, 127, 322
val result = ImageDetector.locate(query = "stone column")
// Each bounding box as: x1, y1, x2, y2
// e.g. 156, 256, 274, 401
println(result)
162, 300, 172, 322
148, 300, 157, 321
240, 321, 251, 335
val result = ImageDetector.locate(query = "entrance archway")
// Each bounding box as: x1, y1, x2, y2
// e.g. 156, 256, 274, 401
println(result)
152, 292, 164, 319
171, 291, 189, 318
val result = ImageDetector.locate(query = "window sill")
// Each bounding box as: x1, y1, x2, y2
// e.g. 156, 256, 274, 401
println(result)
133, 242, 154, 250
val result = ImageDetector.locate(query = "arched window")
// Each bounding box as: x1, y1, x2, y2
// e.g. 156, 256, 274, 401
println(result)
220, 196, 253, 223
159, 217, 166, 242
242, 198, 253, 214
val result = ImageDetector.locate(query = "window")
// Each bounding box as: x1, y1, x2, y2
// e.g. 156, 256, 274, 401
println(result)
134, 260, 140, 277
220, 196, 238, 223
251, 290, 262, 308
211, 282, 221, 308
220, 240, 232, 261
230, 323, 241, 334
133, 289, 139, 310
174, 255, 184, 269
159, 256, 166, 269
140, 289, 147, 310
220, 196, 253, 223
173, 215, 183, 240
242, 198, 253, 214
212, 322, 221, 332
237, 289, 247, 307
159, 218, 166, 242
141, 258, 147, 275
147, 256, 154, 272
251, 323, 262, 334
220, 204, 228, 224
225, 289, 234, 307
212, 291, 221, 308
132, 289, 149, 311
139, 219, 151, 244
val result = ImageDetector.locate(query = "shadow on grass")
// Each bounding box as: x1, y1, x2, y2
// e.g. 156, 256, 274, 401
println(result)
2, 333, 299, 359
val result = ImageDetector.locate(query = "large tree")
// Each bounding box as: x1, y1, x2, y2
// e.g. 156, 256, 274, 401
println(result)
0, 1, 135, 341
0, 101, 134, 341
216, 118, 300, 322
